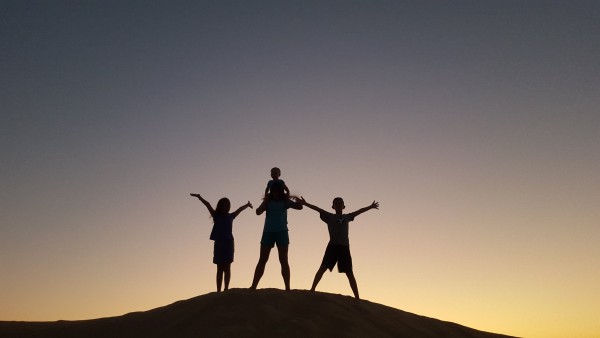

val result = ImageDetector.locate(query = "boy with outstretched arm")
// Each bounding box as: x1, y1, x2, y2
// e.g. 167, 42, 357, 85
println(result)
299, 196, 379, 299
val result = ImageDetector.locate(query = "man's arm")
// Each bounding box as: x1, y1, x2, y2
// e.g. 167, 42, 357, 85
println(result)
232, 201, 253, 218
299, 196, 326, 214
256, 199, 268, 215
190, 193, 215, 217
349, 200, 379, 219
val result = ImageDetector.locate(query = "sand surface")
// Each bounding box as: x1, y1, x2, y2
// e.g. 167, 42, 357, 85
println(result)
0, 288, 516, 338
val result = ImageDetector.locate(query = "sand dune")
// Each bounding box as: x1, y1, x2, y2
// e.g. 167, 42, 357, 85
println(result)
0, 288, 516, 338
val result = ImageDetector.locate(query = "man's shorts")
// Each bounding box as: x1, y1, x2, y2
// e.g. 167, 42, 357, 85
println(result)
260, 231, 289, 248
213, 240, 234, 264
321, 244, 353, 273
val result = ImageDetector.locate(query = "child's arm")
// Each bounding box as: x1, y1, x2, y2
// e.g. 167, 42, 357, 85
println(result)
299, 196, 326, 214
265, 180, 273, 196
349, 200, 379, 218
283, 183, 290, 196
190, 193, 215, 217
232, 201, 253, 218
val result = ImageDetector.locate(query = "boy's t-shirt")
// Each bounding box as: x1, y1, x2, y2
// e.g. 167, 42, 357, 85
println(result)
210, 213, 235, 241
319, 212, 355, 246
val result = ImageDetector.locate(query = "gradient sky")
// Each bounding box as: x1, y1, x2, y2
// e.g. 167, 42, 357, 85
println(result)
1, 1, 599, 337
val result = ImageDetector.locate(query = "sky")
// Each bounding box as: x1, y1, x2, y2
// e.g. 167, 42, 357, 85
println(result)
1, 1, 599, 337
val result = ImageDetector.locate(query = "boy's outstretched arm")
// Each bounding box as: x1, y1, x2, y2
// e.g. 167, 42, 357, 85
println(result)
349, 200, 379, 218
190, 193, 215, 216
232, 201, 253, 218
299, 196, 326, 214
288, 198, 303, 210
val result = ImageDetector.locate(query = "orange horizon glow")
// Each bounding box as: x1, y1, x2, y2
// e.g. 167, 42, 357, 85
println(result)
2, 2, 599, 338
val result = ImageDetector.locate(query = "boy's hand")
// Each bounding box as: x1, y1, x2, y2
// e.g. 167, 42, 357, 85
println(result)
247, 201, 254, 209
299, 196, 307, 205
371, 201, 379, 210
190, 193, 200, 198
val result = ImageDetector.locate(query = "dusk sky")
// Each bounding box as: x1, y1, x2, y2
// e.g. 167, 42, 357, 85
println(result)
1, 1, 599, 337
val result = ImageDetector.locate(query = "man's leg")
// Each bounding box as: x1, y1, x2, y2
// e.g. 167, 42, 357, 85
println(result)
277, 244, 290, 290
250, 246, 271, 289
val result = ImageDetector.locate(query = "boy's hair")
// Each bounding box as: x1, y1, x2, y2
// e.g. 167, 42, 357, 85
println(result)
215, 198, 231, 215
333, 197, 344, 204
271, 167, 281, 175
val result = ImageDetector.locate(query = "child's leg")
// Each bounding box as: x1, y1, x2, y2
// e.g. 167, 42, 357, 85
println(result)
216, 264, 225, 292
346, 271, 360, 299
250, 246, 272, 289
277, 244, 290, 290
224, 263, 231, 291
310, 265, 328, 292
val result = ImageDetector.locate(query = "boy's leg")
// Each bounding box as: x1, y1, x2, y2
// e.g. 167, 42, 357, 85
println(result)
277, 244, 290, 290
224, 263, 231, 291
313, 244, 336, 291
310, 265, 328, 292
250, 245, 272, 289
346, 271, 360, 299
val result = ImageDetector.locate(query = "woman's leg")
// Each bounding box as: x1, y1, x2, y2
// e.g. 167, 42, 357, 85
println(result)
277, 244, 290, 290
250, 245, 271, 289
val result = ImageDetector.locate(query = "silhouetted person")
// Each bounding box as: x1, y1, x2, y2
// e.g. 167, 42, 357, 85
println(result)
299, 196, 379, 299
250, 182, 302, 290
190, 193, 252, 292
265, 167, 290, 198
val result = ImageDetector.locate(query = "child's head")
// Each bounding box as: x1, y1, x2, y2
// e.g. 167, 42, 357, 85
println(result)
332, 197, 345, 212
270, 167, 281, 180
215, 198, 231, 215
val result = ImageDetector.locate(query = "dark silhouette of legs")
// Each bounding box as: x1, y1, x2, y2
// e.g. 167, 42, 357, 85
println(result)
224, 263, 231, 291
277, 244, 290, 290
310, 265, 328, 291
216, 263, 231, 292
346, 271, 359, 299
216, 264, 224, 292
250, 246, 271, 289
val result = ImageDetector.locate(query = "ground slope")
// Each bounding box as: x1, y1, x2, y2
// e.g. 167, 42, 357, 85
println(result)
0, 289, 516, 338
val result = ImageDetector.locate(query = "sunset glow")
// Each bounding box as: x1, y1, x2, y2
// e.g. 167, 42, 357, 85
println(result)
2, 2, 599, 338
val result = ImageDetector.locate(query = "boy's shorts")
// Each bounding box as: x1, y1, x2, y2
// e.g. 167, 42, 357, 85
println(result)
260, 231, 289, 248
213, 240, 234, 264
321, 244, 353, 273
